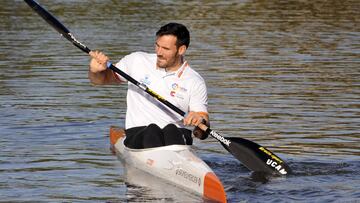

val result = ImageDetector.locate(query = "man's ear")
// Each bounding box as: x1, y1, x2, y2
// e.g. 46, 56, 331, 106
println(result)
178, 45, 187, 55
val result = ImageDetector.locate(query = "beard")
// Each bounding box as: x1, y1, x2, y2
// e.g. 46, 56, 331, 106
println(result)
156, 51, 180, 69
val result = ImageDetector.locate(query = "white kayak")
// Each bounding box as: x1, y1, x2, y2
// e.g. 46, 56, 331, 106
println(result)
109, 126, 227, 202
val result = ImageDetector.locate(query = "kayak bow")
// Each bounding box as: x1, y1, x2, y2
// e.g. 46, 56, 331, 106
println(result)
110, 126, 227, 202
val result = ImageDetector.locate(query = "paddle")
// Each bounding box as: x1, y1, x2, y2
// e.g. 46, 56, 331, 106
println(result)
24, 0, 291, 176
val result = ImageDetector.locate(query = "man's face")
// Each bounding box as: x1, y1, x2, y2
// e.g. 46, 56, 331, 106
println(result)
155, 35, 180, 69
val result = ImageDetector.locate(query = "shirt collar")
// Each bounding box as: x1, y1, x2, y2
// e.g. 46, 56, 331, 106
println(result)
158, 61, 189, 79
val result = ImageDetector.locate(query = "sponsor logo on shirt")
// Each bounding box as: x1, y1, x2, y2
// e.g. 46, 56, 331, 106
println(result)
140, 75, 151, 85
170, 83, 187, 99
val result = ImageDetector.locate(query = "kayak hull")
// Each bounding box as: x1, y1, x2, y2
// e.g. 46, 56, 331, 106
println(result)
109, 126, 227, 202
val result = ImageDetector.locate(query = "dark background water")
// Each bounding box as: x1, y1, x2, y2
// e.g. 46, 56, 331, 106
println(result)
1, 0, 359, 202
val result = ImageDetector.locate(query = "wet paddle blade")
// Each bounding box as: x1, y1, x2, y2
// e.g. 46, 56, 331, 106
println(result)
222, 137, 291, 176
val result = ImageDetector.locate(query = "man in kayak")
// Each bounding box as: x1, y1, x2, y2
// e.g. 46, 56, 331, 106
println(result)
89, 23, 209, 149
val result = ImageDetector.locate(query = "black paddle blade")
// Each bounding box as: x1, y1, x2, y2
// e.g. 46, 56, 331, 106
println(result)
24, 0, 70, 36
222, 137, 291, 176
24, 0, 90, 53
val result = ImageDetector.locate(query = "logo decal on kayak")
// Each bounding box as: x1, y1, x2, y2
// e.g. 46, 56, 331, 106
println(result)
146, 159, 155, 166
175, 168, 201, 187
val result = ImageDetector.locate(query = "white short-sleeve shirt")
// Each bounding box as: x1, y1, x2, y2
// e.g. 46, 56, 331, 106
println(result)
115, 52, 208, 129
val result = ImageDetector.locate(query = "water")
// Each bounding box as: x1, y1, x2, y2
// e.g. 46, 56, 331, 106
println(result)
1, 0, 359, 202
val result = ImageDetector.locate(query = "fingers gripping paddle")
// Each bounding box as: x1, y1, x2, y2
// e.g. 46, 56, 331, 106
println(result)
24, 0, 291, 176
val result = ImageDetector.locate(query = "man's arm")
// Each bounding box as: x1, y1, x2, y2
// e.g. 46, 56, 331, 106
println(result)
88, 51, 122, 85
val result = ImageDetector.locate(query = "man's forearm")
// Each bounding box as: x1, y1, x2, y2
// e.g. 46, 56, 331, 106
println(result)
88, 69, 115, 85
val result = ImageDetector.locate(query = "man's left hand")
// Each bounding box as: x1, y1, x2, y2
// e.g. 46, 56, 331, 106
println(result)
183, 111, 206, 126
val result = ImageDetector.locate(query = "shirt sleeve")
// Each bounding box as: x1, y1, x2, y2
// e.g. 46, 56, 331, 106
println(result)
114, 54, 132, 82
189, 79, 208, 113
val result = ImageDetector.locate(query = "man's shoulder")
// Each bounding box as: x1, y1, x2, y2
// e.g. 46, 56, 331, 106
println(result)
126, 51, 156, 60
117, 52, 156, 73
184, 65, 205, 83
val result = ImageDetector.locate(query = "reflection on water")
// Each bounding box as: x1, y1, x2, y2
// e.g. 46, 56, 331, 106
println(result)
1, 0, 359, 202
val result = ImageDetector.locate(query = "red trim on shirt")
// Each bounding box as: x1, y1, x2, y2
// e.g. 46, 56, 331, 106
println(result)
177, 61, 188, 78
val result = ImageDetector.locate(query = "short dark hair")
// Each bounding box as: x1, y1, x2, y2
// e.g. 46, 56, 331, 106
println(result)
156, 23, 190, 48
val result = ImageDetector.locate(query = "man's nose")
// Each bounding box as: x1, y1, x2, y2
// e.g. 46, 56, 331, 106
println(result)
156, 47, 163, 55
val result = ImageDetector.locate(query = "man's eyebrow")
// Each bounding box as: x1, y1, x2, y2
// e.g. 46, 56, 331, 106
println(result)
155, 42, 171, 50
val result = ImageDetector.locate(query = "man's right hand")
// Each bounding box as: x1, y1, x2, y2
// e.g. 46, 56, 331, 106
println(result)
88, 51, 121, 85
89, 50, 109, 73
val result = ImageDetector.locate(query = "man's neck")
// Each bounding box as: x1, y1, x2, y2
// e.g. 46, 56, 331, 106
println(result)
165, 56, 184, 72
